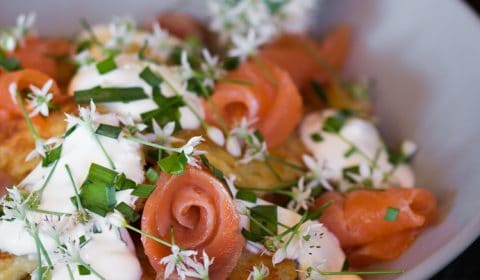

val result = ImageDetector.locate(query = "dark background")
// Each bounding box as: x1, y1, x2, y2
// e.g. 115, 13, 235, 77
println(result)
429, 1, 479, 279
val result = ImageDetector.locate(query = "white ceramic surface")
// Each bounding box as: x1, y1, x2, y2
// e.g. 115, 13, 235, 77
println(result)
1, 0, 480, 279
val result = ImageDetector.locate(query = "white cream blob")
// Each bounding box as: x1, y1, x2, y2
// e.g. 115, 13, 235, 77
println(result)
300, 110, 415, 191
69, 54, 204, 129
0, 114, 144, 280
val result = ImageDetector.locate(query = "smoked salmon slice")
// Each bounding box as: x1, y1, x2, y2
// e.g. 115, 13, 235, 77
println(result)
8, 36, 73, 83
141, 166, 245, 280
314, 188, 437, 267
0, 69, 62, 120
259, 24, 351, 91
204, 58, 302, 147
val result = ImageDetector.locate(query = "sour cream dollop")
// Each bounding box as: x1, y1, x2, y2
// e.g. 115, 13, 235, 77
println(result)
300, 110, 415, 191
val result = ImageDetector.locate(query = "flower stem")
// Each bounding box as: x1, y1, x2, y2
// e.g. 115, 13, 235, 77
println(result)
125, 136, 180, 153
316, 269, 404, 276
265, 159, 282, 182
216, 77, 255, 86
37, 159, 60, 195
253, 56, 277, 87
123, 223, 172, 248
65, 164, 85, 212
15, 90, 41, 141
66, 264, 75, 280
266, 155, 307, 172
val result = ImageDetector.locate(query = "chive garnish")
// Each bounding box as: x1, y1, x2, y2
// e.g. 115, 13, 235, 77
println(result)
139, 66, 163, 87
96, 56, 117, 74
131, 184, 156, 198
77, 265, 91, 275
344, 146, 356, 158
95, 124, 122, 139
74, 86, 148, 104
145, 167, 159, 183
158, 152, 188, 175
115, 202, 140, 223
384, 207, 400, 222
310, 132, 323, 142
0, 56, 21, 71
250, 205, 278, 237
311, 80, 328, 103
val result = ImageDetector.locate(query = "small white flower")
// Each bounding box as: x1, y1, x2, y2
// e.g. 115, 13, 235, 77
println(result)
200, 48, 224, 87
52, 237, 83, 264
302, 154, 335, 191
40, 215, 76, 240
107, 16, 136, 48
119, 114, 148, 134
160, 245, 198, 280
0, 33, 16, 52
178, 136, 204, 167
0, 186, 28, 221
272, 221, 314, 265
287, 176, 313, 212
71, 99, 100, 128
180, 50, 194, 80
247, 263, 270, 280
184, 250, 214, 280
401, 140, 417, 159
226, 135, 242, 157
74, 50, 94, 66
240, 140, 267, 164
206, 126, 225, 146
8, 82, 18, 104
27, 79, 54, 117
346, 162, 384, 188
141, 120, 181, 145
14, 12, 36, 39
228, 29, 263, 60
25, 137, 63, 161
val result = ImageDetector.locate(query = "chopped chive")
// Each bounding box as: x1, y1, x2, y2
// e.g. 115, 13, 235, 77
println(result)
74, 86, 148, 104
79, 235, 87, 247
113, 173, 136, 191
139, 66, 163, 87
87, 163, 117, 185
323, 109, 355, 133
223, 56, 240, 70
138, 39, 148, 60
96, 56, 117, 74
384, 207, 400, 222
311, 80, 328, 103
131, 184, 156, 198
145, 168, 159, 183
115, 202, 140, 223
158, 152, 188, 175
95, 124, 122, 139
342, 165, 360, 182
310, 132, 323, 142
42, 145, 62, 167
235, 190, 257, 203
78, 265, 91, 275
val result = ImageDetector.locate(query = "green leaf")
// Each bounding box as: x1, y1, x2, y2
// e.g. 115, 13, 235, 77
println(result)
95, 124, 122, 139
158, 152, 188, 175
96, 56, 117, 74
145, 167, 159, 183
42, 145, 62, 167
63, 125, 78, 138
384, 207, 399, 222
344, 146, 356, 158
250, 205, 278, 237
139, 66, 163, 87
87, 163, 118, 185
323, 109, 355, 133
74, 86, 148, 104
115, 202, 140, 223
235, 190, 257, 203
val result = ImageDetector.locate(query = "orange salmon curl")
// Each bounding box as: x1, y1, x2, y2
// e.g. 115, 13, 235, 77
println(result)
314, 188, 437, 267
204, 58, 303, 147
141, 167, 245, 280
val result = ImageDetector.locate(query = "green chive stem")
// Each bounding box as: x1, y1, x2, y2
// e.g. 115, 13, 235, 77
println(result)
92, 132, 116, 170
245, 212, 277, 237
265, 159, 282, 182
15, 90, 41, 141
123, 223, 172, 248
66, 264, 75, 280
38, 159, 60, 195
266, 155, 307, 172
30, 208, 72, 216
65, 164, 84, 212
216, 77, 255, 86
124, 136, 180, 153
80, 18, 102, 46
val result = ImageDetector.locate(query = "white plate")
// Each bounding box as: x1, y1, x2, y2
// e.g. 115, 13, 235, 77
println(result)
1, 0, 480, 279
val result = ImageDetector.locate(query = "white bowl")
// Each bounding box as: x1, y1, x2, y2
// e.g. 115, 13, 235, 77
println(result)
1, 0, 480, 279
